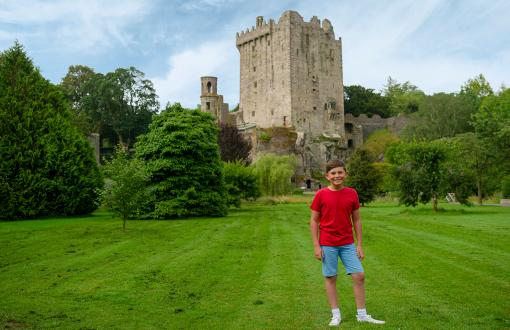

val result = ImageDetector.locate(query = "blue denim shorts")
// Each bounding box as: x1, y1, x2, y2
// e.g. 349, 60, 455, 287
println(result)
321, 243, 364, 277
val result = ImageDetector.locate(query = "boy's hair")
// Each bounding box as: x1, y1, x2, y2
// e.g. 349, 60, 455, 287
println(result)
326, 159, 346, 173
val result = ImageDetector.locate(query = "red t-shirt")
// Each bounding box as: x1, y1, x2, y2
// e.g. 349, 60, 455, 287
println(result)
310, 187, 360, 246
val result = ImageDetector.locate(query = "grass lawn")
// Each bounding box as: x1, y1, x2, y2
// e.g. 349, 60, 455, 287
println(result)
1, 201, 509, 329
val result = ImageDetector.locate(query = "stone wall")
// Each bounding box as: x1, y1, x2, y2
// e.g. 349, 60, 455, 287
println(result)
236, 11, 346, 177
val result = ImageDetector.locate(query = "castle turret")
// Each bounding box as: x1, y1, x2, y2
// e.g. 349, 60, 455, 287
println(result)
200, 76, 229, 124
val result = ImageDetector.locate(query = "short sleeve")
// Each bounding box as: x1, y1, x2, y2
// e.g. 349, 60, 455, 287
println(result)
352, 189, 360, 211
310, 190, 322, 212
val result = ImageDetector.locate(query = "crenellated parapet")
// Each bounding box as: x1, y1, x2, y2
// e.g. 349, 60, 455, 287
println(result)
236, 18, 274, 47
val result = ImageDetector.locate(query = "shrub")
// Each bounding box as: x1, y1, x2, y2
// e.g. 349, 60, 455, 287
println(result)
135, 103, 227, 218
253, 154, 297, 196
223, 161, 260, 207
0, 42, 102, 219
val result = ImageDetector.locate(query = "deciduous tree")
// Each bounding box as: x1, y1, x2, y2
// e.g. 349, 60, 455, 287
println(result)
218, 123, 252, 164
102, 147, 150, 230
344, 85, 391, 118
345, 149, 381, 206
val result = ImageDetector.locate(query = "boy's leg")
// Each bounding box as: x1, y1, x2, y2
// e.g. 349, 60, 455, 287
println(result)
339, 244, 385, 324
324, 276, 338, 308
351, 272, 366, 309
321, 246, 340, 308
321, 246, 342, 326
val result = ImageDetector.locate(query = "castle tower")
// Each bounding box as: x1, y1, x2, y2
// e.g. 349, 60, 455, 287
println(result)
200, 76, 229, 123
236, 11, 344, 133
236, 11, 346, 176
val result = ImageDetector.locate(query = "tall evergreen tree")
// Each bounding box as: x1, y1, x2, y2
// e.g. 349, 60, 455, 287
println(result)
0, 42, 102, 219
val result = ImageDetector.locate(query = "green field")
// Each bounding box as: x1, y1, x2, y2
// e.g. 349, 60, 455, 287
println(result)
1, 201, 509, 329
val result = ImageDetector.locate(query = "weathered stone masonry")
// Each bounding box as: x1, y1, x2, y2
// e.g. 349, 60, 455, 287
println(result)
200, 11, 401, 188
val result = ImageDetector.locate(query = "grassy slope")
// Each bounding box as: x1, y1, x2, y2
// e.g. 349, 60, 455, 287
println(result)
0, 203, 509, 329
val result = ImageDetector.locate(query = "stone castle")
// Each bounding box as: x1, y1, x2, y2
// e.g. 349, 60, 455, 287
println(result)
200, 11, 401, 188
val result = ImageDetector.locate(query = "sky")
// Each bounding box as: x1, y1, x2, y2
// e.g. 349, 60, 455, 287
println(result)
1, 0, 509, 109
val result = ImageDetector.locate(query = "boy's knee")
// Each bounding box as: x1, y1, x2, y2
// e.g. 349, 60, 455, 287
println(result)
352, 272, 365, 283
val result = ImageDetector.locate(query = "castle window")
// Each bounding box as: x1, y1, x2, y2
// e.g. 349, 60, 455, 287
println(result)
345, 123, 353, 133
313, 106, 317, 110
267, 40, 270, 46
254, 81, 257, 88
252, 45, 255, 52
324, 103, 328, 110
348, 139, 354, 148
313, 88, 316, 92
207, 82, 212, 94
253, 66, 256, 72
283, 116, 287, 126
206, 102, 211, 110
252, 111, 255, 117
271, 109, 274, 115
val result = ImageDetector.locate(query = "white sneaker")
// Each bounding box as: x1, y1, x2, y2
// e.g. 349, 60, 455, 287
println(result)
357, 314, 385, 324
329, 315, 341, 326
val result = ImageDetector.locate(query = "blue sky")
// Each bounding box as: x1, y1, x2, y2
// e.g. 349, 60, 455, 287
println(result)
1, 0, 509, 109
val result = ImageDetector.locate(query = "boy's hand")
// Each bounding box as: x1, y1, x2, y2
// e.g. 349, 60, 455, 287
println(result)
314, 246, 323, 261
356, 245, 365, 261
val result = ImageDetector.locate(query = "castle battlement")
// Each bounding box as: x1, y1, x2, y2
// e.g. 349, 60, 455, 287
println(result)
236, 11, 336, 47
236, 19, 274, 47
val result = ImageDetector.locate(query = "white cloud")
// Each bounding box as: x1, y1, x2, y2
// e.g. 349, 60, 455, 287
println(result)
0, 0, 152, 51
151, 39, 239, 109
181, 0, 244, 11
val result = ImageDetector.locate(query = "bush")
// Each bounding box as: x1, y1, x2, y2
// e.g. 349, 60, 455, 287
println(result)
102, 147, 150, 230
135, 103, 227, 218
0, 42, 102, 219
223, 161, 260, 207
502, 176, 510, 198
253, 154, 297, 196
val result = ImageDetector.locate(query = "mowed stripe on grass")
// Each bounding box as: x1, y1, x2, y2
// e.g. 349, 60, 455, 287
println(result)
1, 202, 509, 329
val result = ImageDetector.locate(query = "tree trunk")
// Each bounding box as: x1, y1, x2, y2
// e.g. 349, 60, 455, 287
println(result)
477, 179, 483, 205
116, 132, 129, 151
432, 196, 438, 212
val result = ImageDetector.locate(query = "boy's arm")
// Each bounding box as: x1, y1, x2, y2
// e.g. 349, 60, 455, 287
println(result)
352, 208, 364, 260
310, 210, 322, 260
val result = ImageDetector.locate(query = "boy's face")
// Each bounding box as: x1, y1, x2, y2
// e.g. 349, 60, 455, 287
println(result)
325, 166, 347, 188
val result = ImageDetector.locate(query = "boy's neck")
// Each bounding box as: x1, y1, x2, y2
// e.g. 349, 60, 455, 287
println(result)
328, 184, 344, 191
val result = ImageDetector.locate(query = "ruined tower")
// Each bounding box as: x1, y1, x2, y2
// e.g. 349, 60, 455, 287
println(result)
236, 11, 346, 178
200, 76, 229, 124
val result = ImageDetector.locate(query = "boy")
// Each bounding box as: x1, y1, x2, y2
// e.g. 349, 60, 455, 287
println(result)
310, 159, 385, 326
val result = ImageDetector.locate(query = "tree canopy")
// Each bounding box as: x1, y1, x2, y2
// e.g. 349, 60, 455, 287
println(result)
345, 149, 381, 206
381, 77, 425, 115
135, 103, 227, 218
218, 123, 252, 164
401, 92, 477, 141
0, 42, 102, 219
60, 66, 159, 148
343, 85, 391, 118
386, 140, 471, 211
